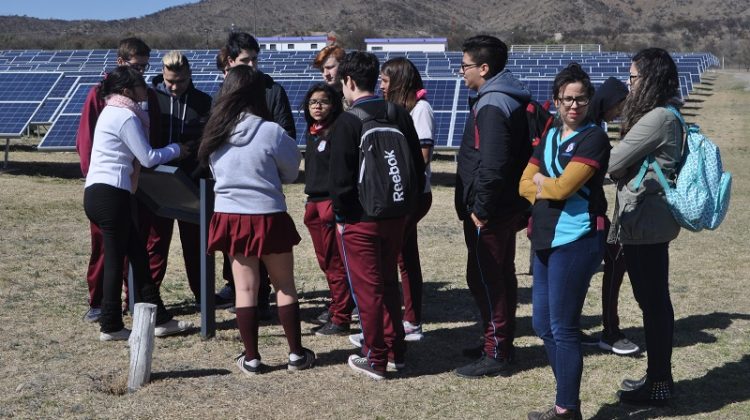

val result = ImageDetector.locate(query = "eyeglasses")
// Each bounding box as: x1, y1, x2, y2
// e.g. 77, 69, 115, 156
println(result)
558, 96, 590, 107
629, 74, 641, 83
127, 62, 151, 72
460, 63, 480, 72
308, 99, 331, 107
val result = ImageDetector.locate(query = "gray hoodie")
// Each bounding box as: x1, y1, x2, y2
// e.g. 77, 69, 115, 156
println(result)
210, 113, 301, 214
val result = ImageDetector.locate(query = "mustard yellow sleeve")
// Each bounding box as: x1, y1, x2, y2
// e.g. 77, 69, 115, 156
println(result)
539, 162, 597, 201
519, 163, 540, 205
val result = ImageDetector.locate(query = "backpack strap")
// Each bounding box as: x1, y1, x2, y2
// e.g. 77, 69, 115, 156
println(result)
630, 106, 686, 191
347, 106, 373, 123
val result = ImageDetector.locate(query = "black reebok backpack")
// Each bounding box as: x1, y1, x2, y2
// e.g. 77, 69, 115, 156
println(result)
347, 102, 419, 219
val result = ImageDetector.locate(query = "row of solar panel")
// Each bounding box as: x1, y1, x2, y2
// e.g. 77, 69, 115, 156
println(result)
0, 50, 717, 151
0, 49, 718, 76
0, 72, 697, 149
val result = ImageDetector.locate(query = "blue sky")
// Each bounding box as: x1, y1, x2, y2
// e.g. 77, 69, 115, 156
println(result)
0, 0, 200, 21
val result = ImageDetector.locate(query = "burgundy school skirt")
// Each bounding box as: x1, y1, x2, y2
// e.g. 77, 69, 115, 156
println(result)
207, 212, 301, 258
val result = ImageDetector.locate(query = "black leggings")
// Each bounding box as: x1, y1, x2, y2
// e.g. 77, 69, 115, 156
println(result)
624, 242, 674, 381
84, 183, 171, 332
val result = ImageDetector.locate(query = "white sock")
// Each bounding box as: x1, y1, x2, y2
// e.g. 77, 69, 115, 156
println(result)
246, 358, 261, 368
289, 352, 304, 362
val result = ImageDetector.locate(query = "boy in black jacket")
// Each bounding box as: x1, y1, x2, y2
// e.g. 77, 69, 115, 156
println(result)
147, 50, 212, 302
454, 35, 532, 378
329, 51, 425, 380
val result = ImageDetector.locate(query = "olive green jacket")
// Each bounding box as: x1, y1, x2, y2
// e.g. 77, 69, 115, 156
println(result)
608, 106, 683, 244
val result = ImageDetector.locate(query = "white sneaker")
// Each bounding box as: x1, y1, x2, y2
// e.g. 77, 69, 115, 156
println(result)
403, 321, 423, 341
154, 319, 193, 337
349, 332, 364, 348
100, 328, 131, 342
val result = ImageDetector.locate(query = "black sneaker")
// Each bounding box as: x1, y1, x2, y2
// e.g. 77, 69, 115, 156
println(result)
527, 407, 583, 420
288, 347, 316, 371
235, 352, 264, 376
313, 321, 350, 336
214, 294, 234, 310
620, 375, 647, 391
580, 330, 600, 346
454, 354, 512, 378
347, 354, 385, 380
314, 309, 331, 325
461, 344, 484, 359
618, 377, 674, 406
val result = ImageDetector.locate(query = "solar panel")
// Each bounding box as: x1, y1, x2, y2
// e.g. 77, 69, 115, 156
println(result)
30, 98, 63, 124
423, 79, 458, 111
37, 114, 80, 150
0, 72, 62, 102
279, 80, 319, 109
48, 75, 78, 98
0, 102, 41, 136
60, 83, 96, 114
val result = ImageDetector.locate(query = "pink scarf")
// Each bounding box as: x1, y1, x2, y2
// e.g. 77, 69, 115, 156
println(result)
106, 93, 150, 135
106, 93, 150, 192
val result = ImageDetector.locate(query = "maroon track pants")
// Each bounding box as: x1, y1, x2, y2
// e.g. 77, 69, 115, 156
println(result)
462, 212, 522, 360
337, 218, 406, 373
304, 199, 353, 325
398, 192, 432, 325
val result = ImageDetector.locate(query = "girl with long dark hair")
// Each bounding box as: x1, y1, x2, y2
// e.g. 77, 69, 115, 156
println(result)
198, 65, 314, 375
84, 66, 192, 341
379, 57, 434, 341
608, 48, 684, 406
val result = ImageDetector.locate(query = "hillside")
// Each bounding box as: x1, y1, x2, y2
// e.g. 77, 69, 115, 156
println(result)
1, 0, 749, 61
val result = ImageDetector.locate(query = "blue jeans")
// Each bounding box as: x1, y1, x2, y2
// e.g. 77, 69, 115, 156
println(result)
532, 231, 604, 410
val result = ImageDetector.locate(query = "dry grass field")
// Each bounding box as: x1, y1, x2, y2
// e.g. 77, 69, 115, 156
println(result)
1, 71, 748, 419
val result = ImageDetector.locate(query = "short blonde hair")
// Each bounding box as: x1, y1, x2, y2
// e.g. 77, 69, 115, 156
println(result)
162, 50, 190, 72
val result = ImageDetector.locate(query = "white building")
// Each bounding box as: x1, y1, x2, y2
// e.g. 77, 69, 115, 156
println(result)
257, 36, 328, 52
364, 38, 447, 52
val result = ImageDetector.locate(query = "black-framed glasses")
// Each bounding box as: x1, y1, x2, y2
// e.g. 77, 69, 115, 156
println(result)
127, 62, 151, 72
308, 99, 331, 107
558, 96, 590, 107
460, 63, 479, 72
629, 74, 641, 83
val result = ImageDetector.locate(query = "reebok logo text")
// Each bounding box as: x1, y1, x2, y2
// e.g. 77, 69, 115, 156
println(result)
384, 150, 404, 202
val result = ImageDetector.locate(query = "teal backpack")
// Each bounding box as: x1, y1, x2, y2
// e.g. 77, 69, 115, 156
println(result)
631, 106, 732, 232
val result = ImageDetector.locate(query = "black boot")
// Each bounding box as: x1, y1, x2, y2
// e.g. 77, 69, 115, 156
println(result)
619, 377, 674, 406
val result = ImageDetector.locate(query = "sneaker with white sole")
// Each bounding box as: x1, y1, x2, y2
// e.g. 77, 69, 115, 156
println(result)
235, 352, 264, 376
599, 334, 640, 355
349, 332, 364, 348
83, 307, 101, 323
288, 347, 316, 371
99, 328, 131, 342
403, 321, 423, 341
348, 354, 385, 380
154, 319, 193, 337
387, 359, 405, 372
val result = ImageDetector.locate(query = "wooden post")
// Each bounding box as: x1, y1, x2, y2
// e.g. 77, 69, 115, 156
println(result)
128, 302, 156, 392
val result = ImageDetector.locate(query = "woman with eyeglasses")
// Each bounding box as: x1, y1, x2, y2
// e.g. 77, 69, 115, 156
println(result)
607, 48, 683, 406
198, 66, 314, 375
379, 57, 434, 342
520, 63, 610, 420
300, 83, 354, 336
